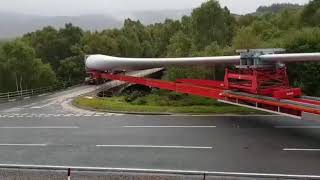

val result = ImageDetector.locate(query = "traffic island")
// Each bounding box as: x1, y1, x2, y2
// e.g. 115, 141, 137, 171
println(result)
73, 89, 263, 115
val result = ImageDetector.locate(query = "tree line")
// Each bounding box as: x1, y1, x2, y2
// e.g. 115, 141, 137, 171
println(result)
0, 0, 319, 96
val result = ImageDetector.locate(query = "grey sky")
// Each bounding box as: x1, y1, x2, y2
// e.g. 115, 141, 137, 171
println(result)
0, 0, 309, 16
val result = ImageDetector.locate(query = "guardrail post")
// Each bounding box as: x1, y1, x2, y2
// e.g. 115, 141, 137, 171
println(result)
7, 93, 10, 101
67, 168, 71, 180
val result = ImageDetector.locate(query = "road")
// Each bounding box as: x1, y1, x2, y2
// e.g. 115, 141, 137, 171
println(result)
0, 85, 320, 177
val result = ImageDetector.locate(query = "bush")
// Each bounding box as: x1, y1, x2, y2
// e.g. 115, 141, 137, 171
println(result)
124, 91, 144, 102
132, 98, 147, 105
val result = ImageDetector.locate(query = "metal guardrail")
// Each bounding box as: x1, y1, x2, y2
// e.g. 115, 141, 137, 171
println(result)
0, 164, 319, 179
0, 84, 66, 102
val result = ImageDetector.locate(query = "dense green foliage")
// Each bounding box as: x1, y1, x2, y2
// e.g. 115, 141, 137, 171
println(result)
256, 3, 302, 14
0, 40, 56, 92
0, 0, 319, 96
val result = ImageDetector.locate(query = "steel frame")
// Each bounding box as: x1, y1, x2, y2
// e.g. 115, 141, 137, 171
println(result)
89, 70, 320, 119
224, 67, 301, 99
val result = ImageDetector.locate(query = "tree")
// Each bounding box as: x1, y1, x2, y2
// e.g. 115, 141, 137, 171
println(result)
1, 40, 56, 91
232, 27, 261, 49
301, 0, 320, 27
149, 19, 182, 57
82, 31, 119, 56
284, 28, 320, 96
58, 56, 84, 84
191, 0, 235, 49
257, 3, 302, 14
23, 24, 83, 71
166, 31, 192, 57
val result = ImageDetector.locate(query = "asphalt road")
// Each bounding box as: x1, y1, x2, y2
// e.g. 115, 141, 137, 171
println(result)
0, 86, 320, 176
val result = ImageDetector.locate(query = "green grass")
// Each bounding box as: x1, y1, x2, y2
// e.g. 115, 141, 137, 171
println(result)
74, 91, 263, 114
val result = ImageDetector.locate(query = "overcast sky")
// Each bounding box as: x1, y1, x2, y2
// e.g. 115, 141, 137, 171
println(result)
0, 0, 310, 16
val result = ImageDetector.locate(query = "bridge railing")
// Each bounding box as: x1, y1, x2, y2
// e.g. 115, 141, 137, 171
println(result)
0, 83, 66, 102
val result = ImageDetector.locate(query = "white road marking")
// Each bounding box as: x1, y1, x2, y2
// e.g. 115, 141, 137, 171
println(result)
30, 106, 41, 109
30, 101, 56, 109
38, 93, 47, 97
0, 113, 103, 118
275, 126, 320, 129
123, 126, 216, 128
0, 164, 318, 179
96, 145, 213, 149
0, 144, 47, 146
0, 126, 79, 129
22, 103, 37, 108
283, 148, 320, 151
23, 97, 30, 99
170, 114, 282, 117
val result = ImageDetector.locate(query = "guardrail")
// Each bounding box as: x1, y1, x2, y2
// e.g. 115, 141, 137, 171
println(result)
0, 84, 66, 102
0, 164, 319, 180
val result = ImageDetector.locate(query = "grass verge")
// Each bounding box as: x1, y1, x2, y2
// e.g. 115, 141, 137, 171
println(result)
74, 92, 264, 114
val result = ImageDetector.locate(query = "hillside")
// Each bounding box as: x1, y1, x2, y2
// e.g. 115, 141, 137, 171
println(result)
0, 9, 192, 39
256, 3, 303, 14
130, 9, 192, 24
0, 12, 122, 38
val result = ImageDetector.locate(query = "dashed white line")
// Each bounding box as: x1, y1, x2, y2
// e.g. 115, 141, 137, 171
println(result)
30, 106, 41, 109
275, 126, 320, 129
283, 148, 320, 151
96, 145, 213, 149
0, 127, 79, 129
0, 144, 47, 146
122, 126, 216, 128
0, 113, 122, 118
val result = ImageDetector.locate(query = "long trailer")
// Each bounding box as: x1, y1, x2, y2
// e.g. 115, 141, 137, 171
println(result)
86, 49, 320, 119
